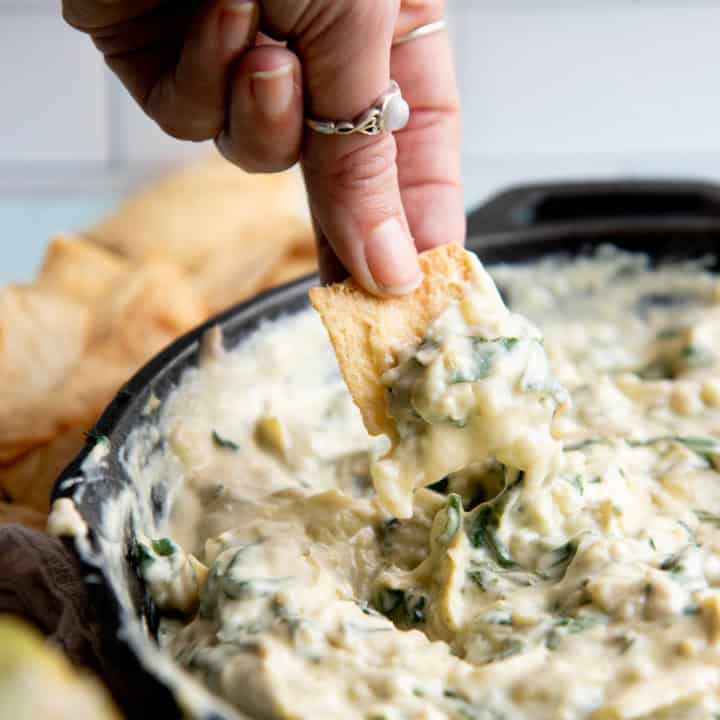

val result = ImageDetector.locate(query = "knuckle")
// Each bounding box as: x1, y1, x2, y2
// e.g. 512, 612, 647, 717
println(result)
331, 138, 398, 194
311, 0, 396, 47
346, 0, 398, 35
399, 107, 461, 144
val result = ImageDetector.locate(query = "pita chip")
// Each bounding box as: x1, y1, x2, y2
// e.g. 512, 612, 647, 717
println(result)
86, 152, 312, 274
0, 286, 91, 415
192, 234, 295, 313
38, 234, 129, 305
0, 425, 88, 513
309, 243, 475, 439
89, 260, 208, 362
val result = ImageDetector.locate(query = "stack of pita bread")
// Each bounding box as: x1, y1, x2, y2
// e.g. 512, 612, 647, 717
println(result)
0, 152, 315, 528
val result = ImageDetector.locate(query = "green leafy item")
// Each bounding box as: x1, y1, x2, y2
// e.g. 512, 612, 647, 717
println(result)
212, 430, 240, 451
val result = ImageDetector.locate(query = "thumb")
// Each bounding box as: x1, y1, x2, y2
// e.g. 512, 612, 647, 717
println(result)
295, 1, 421, 295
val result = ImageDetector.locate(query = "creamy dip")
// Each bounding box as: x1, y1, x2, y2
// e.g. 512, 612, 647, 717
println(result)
138, 247, 720, 720
371, 252, 566, 520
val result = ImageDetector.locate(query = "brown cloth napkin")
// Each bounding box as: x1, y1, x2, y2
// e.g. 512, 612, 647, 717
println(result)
0, 524, 105, 668
0, 524, 163, 719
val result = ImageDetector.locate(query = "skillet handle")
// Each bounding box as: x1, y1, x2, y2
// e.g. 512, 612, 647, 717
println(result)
466, 180, 720, 237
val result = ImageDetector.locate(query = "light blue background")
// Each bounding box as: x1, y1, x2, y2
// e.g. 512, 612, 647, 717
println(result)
0, 195, 119, 285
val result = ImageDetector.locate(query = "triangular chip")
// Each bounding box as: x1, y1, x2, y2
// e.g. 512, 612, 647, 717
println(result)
38, 234, 129, 305
309, 243, 475, 439
86, 152, 311, 274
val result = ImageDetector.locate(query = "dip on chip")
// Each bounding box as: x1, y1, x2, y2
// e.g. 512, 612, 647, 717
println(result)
310, 244, 567, 518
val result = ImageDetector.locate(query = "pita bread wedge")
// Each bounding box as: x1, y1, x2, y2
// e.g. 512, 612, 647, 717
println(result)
0, 425, 89, 513
0, 286, 86, 463
192, 234, 295, 313
0, 286, 91, 399
0, 260, 206, 469
86, 152, 312, 274
38, 234, 129, 305
0, 343, 136, 468
95, 261, 209, 362
309, 243, 475, 439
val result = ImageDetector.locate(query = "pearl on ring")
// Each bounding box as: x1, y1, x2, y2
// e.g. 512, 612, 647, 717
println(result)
382, 92, 410, 133
305, 81, 410, 137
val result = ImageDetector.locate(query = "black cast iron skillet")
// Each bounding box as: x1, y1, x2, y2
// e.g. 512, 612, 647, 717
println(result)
51, 180, 720, 719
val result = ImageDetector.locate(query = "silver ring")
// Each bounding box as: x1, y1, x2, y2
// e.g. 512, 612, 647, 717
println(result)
305, 80, 410, 137
393, 19, 446, 46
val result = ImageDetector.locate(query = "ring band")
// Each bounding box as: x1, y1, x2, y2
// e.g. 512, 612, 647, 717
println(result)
393, 19, 446, 46
305, 80, 410, 137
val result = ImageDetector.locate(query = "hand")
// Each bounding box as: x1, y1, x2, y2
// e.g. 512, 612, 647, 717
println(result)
63, 0, 464, 295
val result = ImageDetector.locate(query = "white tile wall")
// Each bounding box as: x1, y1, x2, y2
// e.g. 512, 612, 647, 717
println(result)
461, 4, 720, 156
0, 11, 108, 165
106, 72, 206, 168
3, 1, 720, 208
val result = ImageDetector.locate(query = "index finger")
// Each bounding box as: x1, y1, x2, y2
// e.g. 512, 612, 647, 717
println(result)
275, 0, 422, 296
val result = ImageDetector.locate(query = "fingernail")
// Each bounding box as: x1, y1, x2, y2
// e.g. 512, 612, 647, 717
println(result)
221, 1, 255, 55
365, 218, 421, 295
224, 0, 255, 12
251, 64, 295, 120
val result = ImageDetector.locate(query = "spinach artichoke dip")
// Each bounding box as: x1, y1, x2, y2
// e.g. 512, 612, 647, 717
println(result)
137, 247, 720, 720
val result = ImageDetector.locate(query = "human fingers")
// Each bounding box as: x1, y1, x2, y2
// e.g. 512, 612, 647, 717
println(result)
62, 0, 165, 31
289, 0, 421, 295
392, 0, 465, 251
141, 0, 260, 141
216, 44, 303, 173
73, 0, 259, 142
